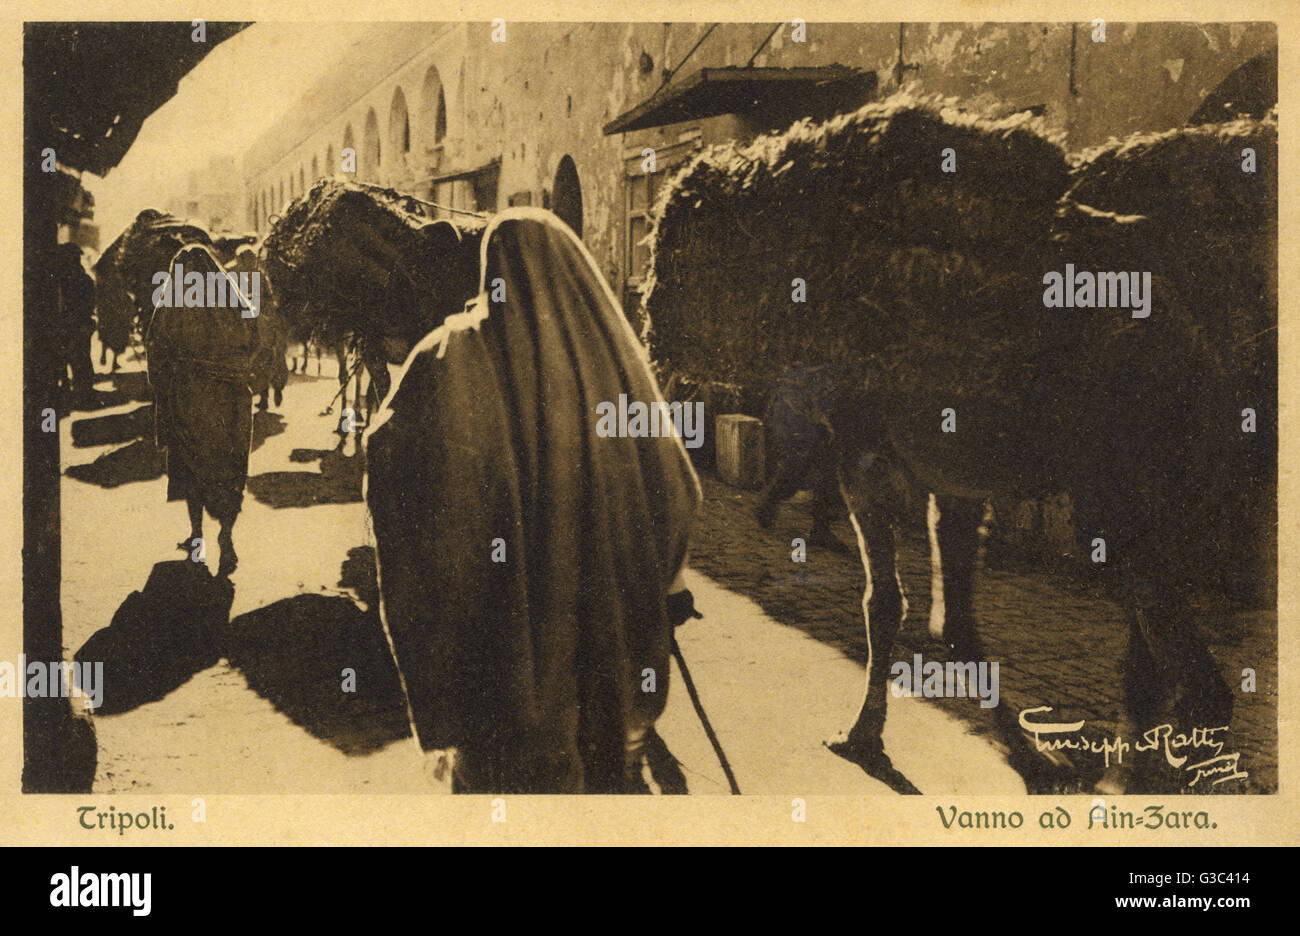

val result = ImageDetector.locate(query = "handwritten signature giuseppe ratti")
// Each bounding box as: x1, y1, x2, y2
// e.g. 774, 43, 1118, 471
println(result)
1018, 706, 1249, 788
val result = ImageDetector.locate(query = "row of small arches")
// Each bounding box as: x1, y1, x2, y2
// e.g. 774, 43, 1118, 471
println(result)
252, 65, 449, 227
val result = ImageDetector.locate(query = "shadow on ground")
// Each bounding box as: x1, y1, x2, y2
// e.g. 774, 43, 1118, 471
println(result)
246, 448, 363, 508
76, 556, 408, 756
71, 403, 154, 448
60, 370, 153, 416
339, 545, 379, 608
65, 437, 166, 488
250, 410, 286, 451
65, 402, 287, 490
74, 561, 230, 715
219, 593, 409, 755
73, 554, 704, 785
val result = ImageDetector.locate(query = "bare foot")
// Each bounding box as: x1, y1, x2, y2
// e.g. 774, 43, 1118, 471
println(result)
217, 532, 237, 577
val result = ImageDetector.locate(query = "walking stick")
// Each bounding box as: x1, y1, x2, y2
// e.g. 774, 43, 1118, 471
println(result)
671, 635, 741, 795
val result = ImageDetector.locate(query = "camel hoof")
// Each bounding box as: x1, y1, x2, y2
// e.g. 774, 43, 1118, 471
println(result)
1006, 746, 1082, 795
825, 730, 885, 764
825, 731, 923, 794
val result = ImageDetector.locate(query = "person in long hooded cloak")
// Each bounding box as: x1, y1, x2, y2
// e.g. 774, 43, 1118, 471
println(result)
365, 209, 701, 794
230, 246, 289, 411
146, 243, 259, 577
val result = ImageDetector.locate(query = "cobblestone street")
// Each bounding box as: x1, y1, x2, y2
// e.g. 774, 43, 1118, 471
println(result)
687, 476, 1278, 793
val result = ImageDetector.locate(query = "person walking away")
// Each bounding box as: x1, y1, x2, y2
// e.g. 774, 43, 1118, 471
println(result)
365, 209, 701, 794
146, 244, 258, 577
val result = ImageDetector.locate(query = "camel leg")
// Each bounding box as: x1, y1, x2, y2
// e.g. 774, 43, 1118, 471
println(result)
828, 494, 906, 761
932, 495, 984, 656
931, 495, 1003, 729
933, 494, 1078, 792
1100, 583, 1235, 793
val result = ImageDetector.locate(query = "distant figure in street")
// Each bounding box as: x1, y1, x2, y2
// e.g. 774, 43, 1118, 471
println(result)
365, 208, 701, 794
754, 363, 853, 555
93, 241, 134, 372
231, 246, 288, 410
146, 244, 258, 577
54, 242, 97, 398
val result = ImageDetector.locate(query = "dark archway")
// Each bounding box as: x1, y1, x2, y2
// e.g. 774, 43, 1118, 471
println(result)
552, 154, 583, 239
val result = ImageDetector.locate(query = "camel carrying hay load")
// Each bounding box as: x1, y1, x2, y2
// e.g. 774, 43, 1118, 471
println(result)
1052, 111, 1278, 607
643, 92, 1075, 491
263, 180, 485, 361
106, 209, 214, 311
642, 92, 1277, 792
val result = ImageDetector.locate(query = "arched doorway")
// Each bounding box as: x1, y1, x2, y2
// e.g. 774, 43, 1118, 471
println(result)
362, 108, 381, 180
389, 86, 410, 165
552, 155, 583, 239
418, 65, 448, 150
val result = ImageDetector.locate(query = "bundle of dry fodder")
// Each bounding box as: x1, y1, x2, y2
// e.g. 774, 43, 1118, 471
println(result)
263, 180, 485, 353
111, 209, 214, 310
1061, 111, 1277, 387
643, 92, 1072, 439
1051, 113, 1278, 602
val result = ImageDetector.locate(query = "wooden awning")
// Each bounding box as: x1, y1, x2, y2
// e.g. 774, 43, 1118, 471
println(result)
426, 156, 503, 186
27, 21, 248, 175
603, 66, 876, 135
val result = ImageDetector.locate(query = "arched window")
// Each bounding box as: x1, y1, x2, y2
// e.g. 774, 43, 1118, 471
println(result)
419, 65, 448, 149
363, 108, 381, 179
389, 86, 411, 160
552, 155, 583, 239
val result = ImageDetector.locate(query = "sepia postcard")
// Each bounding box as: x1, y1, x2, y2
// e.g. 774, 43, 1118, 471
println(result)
0, 0, 1295, 850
